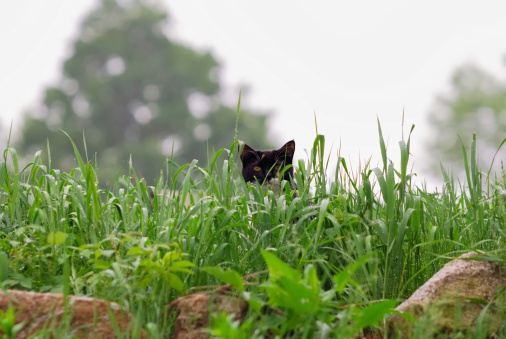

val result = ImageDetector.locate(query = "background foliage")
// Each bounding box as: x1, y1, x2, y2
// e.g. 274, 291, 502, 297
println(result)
426, 62, 506, 178
17, 0, 272, 184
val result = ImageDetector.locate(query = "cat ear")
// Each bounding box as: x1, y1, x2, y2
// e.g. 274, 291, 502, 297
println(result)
240, 144, 259, 164
276, 140, 295, 158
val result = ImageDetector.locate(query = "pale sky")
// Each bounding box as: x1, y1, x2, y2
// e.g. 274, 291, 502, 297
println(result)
1, 0, 506, 187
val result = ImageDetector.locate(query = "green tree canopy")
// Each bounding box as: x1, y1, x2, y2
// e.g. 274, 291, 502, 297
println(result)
18, 0, 273, 183
426, 62, 506, 178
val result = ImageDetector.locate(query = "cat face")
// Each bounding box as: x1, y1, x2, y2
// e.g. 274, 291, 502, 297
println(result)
240, 140, 295, 185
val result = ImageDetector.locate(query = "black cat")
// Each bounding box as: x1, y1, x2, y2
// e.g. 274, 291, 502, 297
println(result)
240, 140, 296, 188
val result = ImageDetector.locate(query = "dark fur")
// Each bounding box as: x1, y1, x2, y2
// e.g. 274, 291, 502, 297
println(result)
240, 140, 295, 185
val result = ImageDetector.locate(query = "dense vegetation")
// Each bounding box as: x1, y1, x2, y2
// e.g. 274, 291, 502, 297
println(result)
1, 121, 505, 338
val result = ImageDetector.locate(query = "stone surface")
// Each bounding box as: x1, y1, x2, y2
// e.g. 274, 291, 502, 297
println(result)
0, 289, 146, 338
169, 292, 248, 339
389, 251, 506, 337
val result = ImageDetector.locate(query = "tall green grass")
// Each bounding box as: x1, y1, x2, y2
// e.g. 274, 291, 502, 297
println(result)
0, 120, 505, 337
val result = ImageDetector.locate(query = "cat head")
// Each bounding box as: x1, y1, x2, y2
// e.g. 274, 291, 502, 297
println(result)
240, 140, 295, 185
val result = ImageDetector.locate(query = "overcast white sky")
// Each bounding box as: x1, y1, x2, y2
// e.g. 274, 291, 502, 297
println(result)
1, 0, 506, 186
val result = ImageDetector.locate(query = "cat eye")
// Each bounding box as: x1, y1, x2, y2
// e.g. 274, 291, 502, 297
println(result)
253, 166, 262, 171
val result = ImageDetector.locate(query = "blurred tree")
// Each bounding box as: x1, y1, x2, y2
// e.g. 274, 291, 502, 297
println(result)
426, 62, 506, 178
18, 0, 272, 183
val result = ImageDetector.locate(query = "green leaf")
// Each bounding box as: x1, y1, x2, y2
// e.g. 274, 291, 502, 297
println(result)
166, 272, 184, 291
46, 231, 68, 245
334, 253, 374, 293
0, 161, 6, 188
261, 250, 300, 282
264, 276, 319, 313
162, 250, 183, 262
92, 261, 112, 270
261, 253, 323, 314
167, 260, 195, 275
99, 250, 115, 258
202, 266, 244, 293
126, 246, 144, 256
242, 292, 265, 313
0, 252, 9, 282
352, 299, 396, 330
302, 265, 320, 294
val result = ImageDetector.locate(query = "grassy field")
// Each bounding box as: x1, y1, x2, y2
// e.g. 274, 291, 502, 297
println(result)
0, 121, 505, 338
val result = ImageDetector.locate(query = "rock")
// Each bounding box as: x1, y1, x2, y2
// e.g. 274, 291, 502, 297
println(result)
0, 289, 146, 338
389, 251, 506, 337
169, 292, 249, 339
